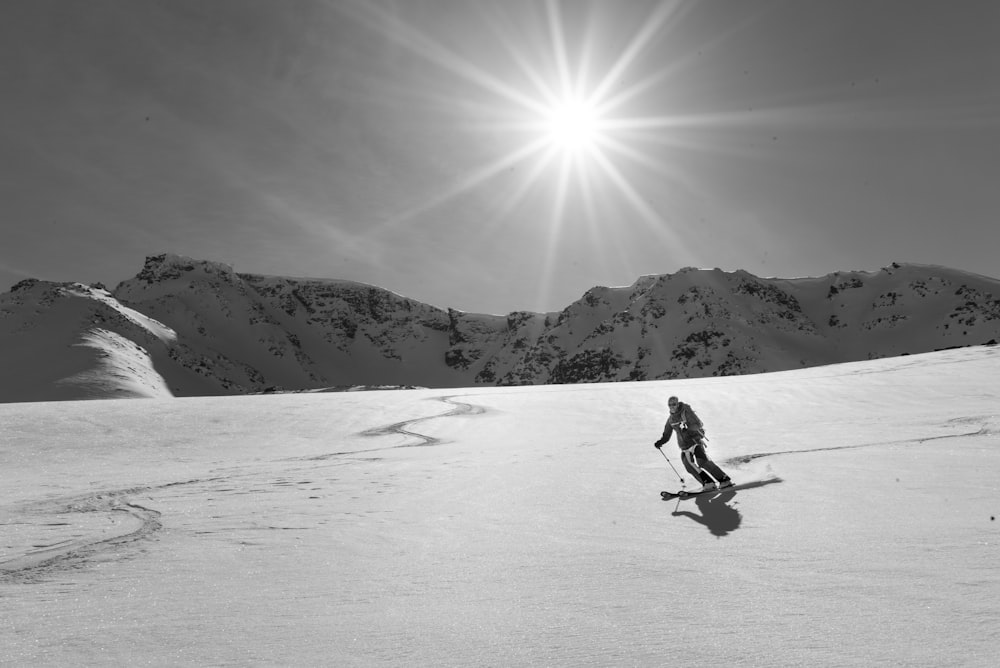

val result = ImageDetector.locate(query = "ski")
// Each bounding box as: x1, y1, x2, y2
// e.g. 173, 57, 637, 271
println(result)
661, 489, 710, 500
661, 484, 734, 500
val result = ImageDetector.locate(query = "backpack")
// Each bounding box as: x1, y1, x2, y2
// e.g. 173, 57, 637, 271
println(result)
679, 403, 705, 438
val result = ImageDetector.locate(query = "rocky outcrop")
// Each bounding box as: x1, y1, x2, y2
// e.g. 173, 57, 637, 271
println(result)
2, 254, 998, 401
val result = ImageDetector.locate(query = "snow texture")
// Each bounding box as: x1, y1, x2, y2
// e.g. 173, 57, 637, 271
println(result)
2, 345, 998, 665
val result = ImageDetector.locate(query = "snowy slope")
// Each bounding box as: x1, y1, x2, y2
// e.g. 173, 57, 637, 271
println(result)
0, 280, 176, 402
2, 254, 1000, 401
1, 345, 998, 665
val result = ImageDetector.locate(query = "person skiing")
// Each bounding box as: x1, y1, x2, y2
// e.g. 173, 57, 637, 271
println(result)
654, 395, 733, 493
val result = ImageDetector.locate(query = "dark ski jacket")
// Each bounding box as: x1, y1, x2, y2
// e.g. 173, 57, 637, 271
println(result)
656, 402, 705, 450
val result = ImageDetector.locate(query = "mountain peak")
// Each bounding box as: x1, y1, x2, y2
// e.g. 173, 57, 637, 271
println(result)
131, 253, 238, 286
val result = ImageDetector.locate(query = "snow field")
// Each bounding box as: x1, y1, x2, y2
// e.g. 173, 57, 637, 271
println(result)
1, 346, 998, 666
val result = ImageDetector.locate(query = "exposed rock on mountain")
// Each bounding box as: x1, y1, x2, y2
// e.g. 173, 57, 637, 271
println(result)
1, 254, 998, 402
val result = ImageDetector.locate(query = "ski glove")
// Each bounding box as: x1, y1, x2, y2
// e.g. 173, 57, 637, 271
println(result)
654, 440, 664, 449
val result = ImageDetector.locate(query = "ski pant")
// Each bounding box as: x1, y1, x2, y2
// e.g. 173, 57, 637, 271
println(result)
681, 443, 729, 484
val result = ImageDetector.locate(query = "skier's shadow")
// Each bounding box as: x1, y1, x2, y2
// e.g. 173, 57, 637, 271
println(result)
669, 478, 783, 538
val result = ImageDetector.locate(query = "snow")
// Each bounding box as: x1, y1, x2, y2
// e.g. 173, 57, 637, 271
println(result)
62, 284, 177, 345
0, 282, 177, 402
56, 328, 173, 399
1, 345, 998, 665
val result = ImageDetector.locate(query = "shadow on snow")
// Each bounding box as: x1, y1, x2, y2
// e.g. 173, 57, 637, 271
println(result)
665, 478, 784, 538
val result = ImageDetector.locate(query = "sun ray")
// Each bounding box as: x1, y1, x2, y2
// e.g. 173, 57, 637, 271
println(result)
535, 144, 579, 312
338, 0, 549, 117
491, 147, 562, 224
594, 2, 771, 119
574, 154, 633, 284
591, 68, 672, 120
337, 0, 708, 300
376, 135, 551, 231
502, 38, 560, 113
544, 0, 574, 98
590, 146, 687, 251
597, 133, 716, 211
587, 0, 686, 107
599, 134, 686, 185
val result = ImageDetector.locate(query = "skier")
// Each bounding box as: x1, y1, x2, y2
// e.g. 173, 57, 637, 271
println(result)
654, 396, 733, 493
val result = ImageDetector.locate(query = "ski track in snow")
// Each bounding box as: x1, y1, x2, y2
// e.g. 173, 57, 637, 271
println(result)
0, 488, 164, 584
0, 474, 257, 583
724, 422, 990, 466
359, 395, 486, 446
1, 392, 988, 585
299, 394, 487, 459
0, 395, 488, 583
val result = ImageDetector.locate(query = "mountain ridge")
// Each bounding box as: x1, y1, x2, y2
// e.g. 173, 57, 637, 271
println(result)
1, 253, 998, 402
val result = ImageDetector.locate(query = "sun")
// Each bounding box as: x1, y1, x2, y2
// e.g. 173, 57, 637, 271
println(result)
542, 95, 603, 155
342, 0, 692, 253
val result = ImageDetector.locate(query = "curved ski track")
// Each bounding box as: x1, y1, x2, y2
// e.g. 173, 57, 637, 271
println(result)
302, 394, 487, 460
1, 396, 487, 582
0, 488, 164, 584
360, 395, 485, 445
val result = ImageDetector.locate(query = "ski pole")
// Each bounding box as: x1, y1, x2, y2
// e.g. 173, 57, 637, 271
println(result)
658, 448, 685, 486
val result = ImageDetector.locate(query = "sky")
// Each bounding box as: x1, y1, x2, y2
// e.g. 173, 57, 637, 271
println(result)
2, 0, 999, 315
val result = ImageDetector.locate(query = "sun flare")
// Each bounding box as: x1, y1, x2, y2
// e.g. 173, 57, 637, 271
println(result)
345, 0, 693, 270
542, 95, 603, 154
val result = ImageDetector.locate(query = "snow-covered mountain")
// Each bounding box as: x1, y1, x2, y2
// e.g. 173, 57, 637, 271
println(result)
0, 279, 176, 403
2, 253, 999, 401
